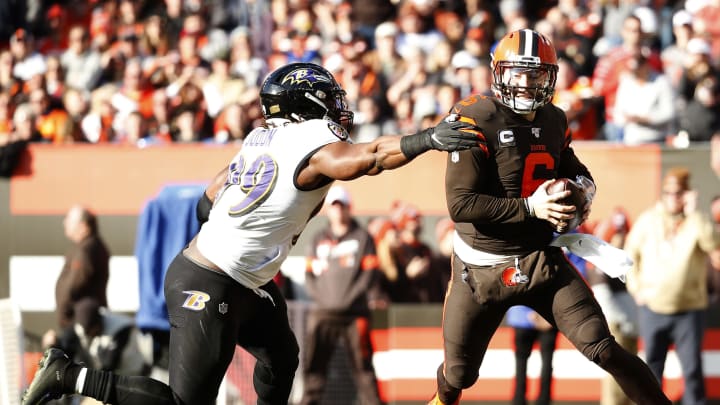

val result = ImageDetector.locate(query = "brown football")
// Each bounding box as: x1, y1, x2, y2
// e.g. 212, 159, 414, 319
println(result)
546, 178, 586, 233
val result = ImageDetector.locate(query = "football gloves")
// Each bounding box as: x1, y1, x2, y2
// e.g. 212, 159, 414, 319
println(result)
401, 114, 485, 159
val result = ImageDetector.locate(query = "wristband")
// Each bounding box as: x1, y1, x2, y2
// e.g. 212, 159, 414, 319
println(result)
400, 129, 432, 160
196, 192, 213, 225
523, 198, 535, 217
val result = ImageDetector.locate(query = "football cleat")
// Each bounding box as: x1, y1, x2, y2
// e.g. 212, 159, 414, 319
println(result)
22, 348, 74, 405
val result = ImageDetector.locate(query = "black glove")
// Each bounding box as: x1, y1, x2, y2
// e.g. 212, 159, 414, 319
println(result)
400, 114, 483, 159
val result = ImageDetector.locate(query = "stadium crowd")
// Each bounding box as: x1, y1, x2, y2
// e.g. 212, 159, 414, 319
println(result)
0, 0, 718, 160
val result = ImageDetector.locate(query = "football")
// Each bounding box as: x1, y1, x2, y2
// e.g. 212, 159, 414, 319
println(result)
546, 178, 586, 233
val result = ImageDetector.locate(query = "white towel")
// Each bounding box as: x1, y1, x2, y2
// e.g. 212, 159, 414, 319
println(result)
550, 233, 632, 282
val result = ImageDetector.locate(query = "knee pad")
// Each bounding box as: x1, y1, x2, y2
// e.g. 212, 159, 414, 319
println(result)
444, 363, 478, 390
588, 337, 623, 370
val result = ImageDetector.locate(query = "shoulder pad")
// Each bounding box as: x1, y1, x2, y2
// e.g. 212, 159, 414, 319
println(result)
452, 95, 498, 123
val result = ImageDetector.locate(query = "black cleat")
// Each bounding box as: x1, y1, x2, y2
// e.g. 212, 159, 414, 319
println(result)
22, 348, 74, 405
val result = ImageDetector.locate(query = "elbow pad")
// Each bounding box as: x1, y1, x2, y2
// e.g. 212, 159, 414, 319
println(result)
196, 192, 213, 225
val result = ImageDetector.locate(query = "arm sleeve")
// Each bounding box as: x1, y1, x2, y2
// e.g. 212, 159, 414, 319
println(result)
445, 148, 528, 224
196, 192, 213, 225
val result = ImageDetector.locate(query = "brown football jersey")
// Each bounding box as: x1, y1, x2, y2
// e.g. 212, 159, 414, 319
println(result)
446, 95, 593, 255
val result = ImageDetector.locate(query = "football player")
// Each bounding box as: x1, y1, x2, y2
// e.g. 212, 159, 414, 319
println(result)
22, 62, 482, 405
426, 29, 671, 405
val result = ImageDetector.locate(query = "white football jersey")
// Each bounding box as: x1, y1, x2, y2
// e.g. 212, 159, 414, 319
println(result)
196, 119, 348, 289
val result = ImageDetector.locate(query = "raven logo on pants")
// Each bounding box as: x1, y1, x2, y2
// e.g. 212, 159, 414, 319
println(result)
181, 290, 211, 311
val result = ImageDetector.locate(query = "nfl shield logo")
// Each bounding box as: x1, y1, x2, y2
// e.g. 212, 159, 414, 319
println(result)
219, 302, 228, 314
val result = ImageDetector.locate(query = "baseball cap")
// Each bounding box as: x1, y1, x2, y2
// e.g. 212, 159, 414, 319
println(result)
375, 22, 398, 38
687, 37, 711, 55
10, 28, 31, 43
325, 185, 351, 206
672, 10, 693, 27
451, 50, 479, 69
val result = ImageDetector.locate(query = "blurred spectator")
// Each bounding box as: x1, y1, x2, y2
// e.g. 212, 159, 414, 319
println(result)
30, 86, 74, 144
0, 50, 22, 102
557, 0, 601, 40
202, 47, 246, 118
589, 207, 639, 405
596, 0, 638, 45
449, 49, 480, 99
461, 25, 493, 65
612, 49, 675, 145
678, 76, 720, 142
352, 95, 398, 143
390, 200, 439, 303
285, 28, 323, 65
55, 205, 110, 330
436, 82, 460, 118
111, 58, 153, 139
625, 167, 720, 405
713, 133, 720, 178
429, 217, 453, 299
364, 22, 404, 91
435, 10, 466, 51
552, 57, 600, 140
335, 34, 387, 112
0, 101, 32, 177
349, 0, 396, 45
43, 55, 65, 100
61, 25, 102, 92
692, 0, 720, 61
0, 91, 12, 134
544, 6, 595, 77
661, 10, 695, 94
146, 88, 172, 142
506, 305, 557, 405
709, 196, 720, 306
302, 185, 384, 405
229, 27, 268, 89
121, 110, 150, 146
367, 216, 401, 303
42, 297, 149, 377
425, 38, 455, 86
81, 84, 117, 143
62, 87, 90, 143
9, 28, 47, 82
395, 1, 443, 58
139, 13, 171, 63
677, 38, 720, 105
37, 4, 71, 56
592, 15, 662, 142
211, 102, 248, 144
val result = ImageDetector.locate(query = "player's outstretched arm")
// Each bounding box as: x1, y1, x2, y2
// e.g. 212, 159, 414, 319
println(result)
305, 115, 484, 183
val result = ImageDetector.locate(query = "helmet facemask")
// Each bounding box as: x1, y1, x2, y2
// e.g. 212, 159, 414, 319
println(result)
298, 88, 354, 133
492, 60, 557, 114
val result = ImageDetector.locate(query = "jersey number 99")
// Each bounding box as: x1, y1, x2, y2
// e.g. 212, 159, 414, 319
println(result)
225, 154, 279, 216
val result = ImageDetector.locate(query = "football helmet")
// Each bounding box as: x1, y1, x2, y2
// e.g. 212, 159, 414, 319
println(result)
491, 29, 558, 114
260, 62, 354, 131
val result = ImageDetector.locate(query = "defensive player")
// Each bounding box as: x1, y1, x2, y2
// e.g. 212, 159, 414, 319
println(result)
426, 29, 671, 405
22, 62, 482, 405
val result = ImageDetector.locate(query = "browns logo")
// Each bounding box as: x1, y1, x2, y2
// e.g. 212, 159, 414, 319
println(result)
501, 267, 528, 286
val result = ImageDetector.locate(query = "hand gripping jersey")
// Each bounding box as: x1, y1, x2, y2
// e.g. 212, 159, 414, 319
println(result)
446, 96, 593, 256
197, 119, 346, 288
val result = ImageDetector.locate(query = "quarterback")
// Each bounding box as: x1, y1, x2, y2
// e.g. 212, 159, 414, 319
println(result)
426, 29, 672, 405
